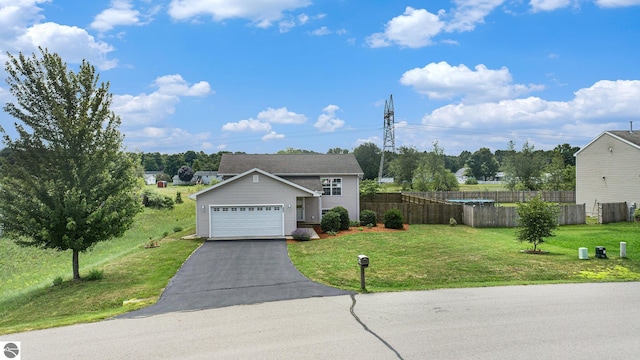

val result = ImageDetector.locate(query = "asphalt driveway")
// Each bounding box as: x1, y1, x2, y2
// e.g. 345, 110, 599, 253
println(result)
121, 239, 353, 317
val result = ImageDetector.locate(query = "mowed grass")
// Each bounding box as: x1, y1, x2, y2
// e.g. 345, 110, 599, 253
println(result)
3, 185, 640, 334
0, 185, 205, 334
288, 222, 640, 292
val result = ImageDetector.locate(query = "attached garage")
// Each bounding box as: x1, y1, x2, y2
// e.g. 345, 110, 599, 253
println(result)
210, 205, 284, 238
190, 168, 322, 240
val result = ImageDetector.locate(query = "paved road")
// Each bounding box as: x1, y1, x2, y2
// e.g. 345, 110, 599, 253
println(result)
4, 282, 640, 359
121, 239, 353, 317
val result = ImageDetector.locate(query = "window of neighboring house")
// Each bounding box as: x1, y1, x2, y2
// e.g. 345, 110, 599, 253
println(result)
321, 177, 342, 196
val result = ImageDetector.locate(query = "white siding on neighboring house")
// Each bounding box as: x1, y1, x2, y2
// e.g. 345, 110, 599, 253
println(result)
576, 131, 640, 216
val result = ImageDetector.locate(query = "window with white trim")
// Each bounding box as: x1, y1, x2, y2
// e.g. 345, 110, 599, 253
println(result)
321, 177, 342, 196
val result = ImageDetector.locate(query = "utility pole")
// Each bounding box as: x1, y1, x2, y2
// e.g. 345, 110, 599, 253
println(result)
378, 94, 395, 183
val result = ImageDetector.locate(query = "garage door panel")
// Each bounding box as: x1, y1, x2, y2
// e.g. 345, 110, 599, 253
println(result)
210, 205, 283, 238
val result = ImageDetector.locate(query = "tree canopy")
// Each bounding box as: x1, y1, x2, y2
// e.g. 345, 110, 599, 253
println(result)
0, 49, 142, 280
412, 142, 459, 191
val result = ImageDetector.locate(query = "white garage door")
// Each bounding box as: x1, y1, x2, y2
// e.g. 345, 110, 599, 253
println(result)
210, 205, 284, 238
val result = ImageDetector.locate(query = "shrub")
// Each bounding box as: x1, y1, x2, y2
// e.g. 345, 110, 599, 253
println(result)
173, 226, 183, 233
331, 206, 350, 230
384, 208, 404, 229
175, 191, 183, 204
321, 211, 341, 233
142, 189, 174, 209
360, 209, 377, 227
52, 276, 63, 286
449, 217, 457, 226
349, 220, 360, 227
465, 177, 479, 185
634, 208, 640, 221
291, 228, 312, 241
85, 269, 104, 281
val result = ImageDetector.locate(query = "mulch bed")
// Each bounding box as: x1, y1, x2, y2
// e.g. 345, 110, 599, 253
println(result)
287, 223, 409, 243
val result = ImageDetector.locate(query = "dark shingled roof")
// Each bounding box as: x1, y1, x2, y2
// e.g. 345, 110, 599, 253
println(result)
608, 131, 640, 147
218, 154, 363, 176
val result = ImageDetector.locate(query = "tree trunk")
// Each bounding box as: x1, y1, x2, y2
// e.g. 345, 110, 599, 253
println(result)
72, 249, 80, 280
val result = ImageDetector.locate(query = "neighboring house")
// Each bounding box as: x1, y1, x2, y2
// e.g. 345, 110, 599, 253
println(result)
172, 175, 187, 185
575, 130, 640, 216
189, 154, 364, 239
143, 171, 159, 185
455, 168, 468, 184
194, 171, 222, 185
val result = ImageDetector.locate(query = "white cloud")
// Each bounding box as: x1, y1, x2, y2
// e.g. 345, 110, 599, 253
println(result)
594, 0, 640, 6
0, 0, 47, 39
153, 74, 212, 97
262, 131, 286, 140
15, 22, 118, 70
421, 80, 640, 132
91, 0, 147, 33
314, 104, 345, 132
529, 0, 574, 12
124, 127, 211, 152
311, 26, 331, 36
168, 0, 311, 28
366, 7, 445, 48
401, 61, 543, 103
445, 0, 505, 32
0, 1, 118, 69
221, 119, 272, 132
222, 106, 305, 135
113, 75, 212, 126
257, 107, 306, 124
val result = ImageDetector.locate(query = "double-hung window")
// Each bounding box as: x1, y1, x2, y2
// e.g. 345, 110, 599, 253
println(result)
321, 177, 342, 196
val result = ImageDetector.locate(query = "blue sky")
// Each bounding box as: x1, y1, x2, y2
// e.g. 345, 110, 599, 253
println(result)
1, 0, 639, 155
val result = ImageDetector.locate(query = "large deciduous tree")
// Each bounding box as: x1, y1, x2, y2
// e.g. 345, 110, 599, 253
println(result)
503, 141, 544, 190
389, 146, 421, 186
353, 142, 381, 180
412, 142, 459, 191
0, 49, 142, 280
465, 147, 499, 181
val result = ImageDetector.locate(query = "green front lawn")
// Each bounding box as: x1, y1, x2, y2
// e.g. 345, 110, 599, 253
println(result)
288, 222, 640, 292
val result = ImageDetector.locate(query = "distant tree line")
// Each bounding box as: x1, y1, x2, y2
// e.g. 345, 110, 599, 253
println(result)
1, 141, 578, 190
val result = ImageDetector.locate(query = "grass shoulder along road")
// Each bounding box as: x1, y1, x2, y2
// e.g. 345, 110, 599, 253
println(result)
0, 185, 204, 335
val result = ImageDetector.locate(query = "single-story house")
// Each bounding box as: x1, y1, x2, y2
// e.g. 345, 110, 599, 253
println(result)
194, 171, 222, 185
575, 130, 640, 216
189, 154, 364, 239
143, 171, 160, 185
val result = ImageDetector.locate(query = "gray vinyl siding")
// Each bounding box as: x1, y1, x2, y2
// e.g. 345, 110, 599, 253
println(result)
576, 133, 640, 216
195, 171, 313, 237
320, 175, 360, 221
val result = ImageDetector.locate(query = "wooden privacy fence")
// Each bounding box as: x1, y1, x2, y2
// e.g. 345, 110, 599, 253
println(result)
463, 204, 586, 228
360, 201, 463, 225
360, 192, 584, 227
403, 190, 575, 203
598, 202, 628, 224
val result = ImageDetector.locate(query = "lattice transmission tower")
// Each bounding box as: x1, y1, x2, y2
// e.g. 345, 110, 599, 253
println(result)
378, 94, 395, 183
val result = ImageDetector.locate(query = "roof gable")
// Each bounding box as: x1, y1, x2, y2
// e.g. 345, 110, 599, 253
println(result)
188, 168, 321, 200
575, 130, 640, 157
218, 154, 363, 176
